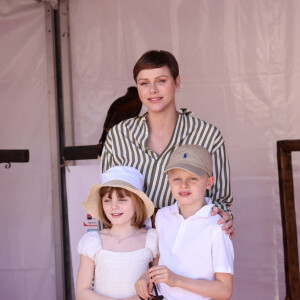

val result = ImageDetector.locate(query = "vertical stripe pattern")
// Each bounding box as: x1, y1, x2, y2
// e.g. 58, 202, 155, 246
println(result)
101, 110, 233, 213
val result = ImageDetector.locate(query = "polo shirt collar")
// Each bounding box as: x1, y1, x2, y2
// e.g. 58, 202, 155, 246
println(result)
171, 201, 215, 219
170, 202, 180, 215
193, 203, 215, 218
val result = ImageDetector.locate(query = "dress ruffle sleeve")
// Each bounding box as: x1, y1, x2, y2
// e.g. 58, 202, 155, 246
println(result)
77, 231, 102, 261
145, 228, 159, 259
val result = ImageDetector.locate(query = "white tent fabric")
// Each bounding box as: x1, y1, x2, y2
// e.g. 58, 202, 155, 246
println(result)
0, 1, 58, 300
0, 0, 300, 299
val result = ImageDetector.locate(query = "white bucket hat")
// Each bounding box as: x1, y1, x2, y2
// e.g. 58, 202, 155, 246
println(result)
82, 166, 154, 221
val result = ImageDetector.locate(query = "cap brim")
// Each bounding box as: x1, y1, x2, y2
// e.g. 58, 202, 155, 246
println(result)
164, 162, 208, 177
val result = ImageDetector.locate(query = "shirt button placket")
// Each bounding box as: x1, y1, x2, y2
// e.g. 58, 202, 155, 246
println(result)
172, 221, 186, 252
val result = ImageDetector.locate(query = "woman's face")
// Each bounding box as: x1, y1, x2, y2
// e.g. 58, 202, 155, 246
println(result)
136, 66, 180, 114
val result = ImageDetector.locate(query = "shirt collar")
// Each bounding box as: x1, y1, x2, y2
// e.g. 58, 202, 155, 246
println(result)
141, 108, 192, 122
141, 112, 147, 122
131, 109, 196, 158
170, 200, 214, 219
137, 108, 194, 141
170, 202, 180, 215
193, 203, 215, 218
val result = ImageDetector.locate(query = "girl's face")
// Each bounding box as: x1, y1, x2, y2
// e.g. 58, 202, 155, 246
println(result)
102, 191, 135, 226
136, 66, 180, 114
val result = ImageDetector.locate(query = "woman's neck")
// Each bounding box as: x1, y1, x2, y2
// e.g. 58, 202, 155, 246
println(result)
146, 108, 178, 155
146, 104, 178, 131
147, 110, 177, 130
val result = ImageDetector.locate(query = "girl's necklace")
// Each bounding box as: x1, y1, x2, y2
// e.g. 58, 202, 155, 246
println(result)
108, 229, 139, 244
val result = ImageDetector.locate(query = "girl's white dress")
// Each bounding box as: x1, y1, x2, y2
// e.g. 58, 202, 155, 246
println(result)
77, 228, 158, 299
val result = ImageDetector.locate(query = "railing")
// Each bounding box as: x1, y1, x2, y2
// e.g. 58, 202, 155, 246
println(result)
0, 149, 29, 168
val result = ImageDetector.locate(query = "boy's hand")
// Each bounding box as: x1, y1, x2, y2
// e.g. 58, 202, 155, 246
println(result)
211, 206, 235, 239
148, 265, 178, 287
121, 296, 142, 300
135, 271, 153, 299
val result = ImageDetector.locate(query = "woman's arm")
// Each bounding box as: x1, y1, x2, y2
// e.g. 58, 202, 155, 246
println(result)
211, 207, 235, 238
148, 265, 233, 300
209, 141, 235, 238
209, 142, 233, 213
100, 131, 114, 173
76, 255, 116, 300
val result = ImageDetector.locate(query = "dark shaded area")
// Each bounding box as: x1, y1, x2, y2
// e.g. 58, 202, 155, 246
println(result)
63, 86, 142, 160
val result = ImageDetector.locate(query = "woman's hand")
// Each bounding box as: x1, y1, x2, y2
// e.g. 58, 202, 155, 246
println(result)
148, 265, 178, 287
135, 271, 153, 300
211, 207, 235, 239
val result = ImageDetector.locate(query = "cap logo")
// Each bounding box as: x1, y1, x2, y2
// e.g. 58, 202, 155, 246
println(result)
183, 153, 187, 159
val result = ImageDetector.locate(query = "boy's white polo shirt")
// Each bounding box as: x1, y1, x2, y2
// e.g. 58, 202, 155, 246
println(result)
155, 200, 234, 300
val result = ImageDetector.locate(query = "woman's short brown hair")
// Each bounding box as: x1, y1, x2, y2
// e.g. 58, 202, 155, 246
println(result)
99, 186, 147, 229
133, 50, 179, 82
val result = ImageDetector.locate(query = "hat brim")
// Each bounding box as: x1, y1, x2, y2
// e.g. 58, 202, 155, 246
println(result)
164, 162, 209, 177
82, 180, 154, 222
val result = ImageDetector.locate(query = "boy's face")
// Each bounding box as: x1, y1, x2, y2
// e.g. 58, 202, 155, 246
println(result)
168, 168, 214, 210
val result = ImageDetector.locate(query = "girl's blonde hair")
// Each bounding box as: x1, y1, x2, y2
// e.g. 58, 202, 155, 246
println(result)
99, 186, 147, 229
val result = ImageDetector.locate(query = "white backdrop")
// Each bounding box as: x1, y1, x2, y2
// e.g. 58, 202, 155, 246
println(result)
1, 0, 300, 299
0, 1, 58, 300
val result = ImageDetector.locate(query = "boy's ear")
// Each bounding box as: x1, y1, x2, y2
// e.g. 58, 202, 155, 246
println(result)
206, 176, 215, 190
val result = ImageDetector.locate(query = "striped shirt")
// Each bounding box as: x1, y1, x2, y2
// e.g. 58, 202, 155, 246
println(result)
101, 109, 233, 213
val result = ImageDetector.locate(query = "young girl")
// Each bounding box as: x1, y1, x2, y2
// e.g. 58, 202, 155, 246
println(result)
76, 166, 158, 300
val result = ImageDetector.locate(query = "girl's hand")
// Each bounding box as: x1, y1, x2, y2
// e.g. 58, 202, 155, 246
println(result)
148, 265, 178, 287
135, 271, 153, 299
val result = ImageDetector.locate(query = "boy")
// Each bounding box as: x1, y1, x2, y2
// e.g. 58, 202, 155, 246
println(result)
136, 144, 234, 300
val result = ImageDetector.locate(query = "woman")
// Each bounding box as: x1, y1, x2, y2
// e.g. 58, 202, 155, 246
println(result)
101, 50, 234, 237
